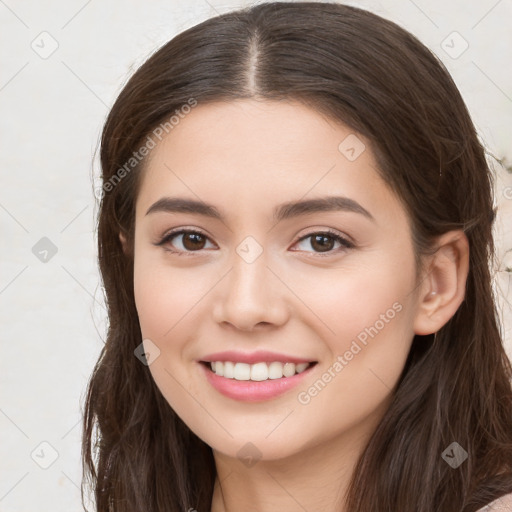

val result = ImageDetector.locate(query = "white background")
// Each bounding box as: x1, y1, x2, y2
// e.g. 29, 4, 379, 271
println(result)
1, 0, 511, 510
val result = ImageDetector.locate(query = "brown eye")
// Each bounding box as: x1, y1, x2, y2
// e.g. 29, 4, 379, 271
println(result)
310, 234, 336, 252
156, 229, 215, 254
181, 232, 207, 250
293, 230, 354, 255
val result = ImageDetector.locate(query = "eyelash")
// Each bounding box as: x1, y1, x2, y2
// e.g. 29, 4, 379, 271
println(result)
155, 228, 355, 257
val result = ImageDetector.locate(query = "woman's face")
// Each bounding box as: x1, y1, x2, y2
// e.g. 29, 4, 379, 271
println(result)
131, 99, 425, 462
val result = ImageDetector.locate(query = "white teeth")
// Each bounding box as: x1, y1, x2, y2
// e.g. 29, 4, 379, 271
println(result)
223, 361, 235, 378
233, 363, 251, 380
250, 362, 268, 381
208, 361, 313, 381
268, 362, 283, 379
295, 362, 309, 373
283, 362, 296, 377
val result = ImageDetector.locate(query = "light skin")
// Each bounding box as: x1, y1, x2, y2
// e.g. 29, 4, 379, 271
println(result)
121, 99, 469, 512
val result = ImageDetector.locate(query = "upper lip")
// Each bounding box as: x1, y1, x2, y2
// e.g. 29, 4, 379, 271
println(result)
199, 350, 316, 365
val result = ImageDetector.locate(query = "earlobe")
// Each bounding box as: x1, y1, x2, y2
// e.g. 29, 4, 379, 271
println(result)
413, 231, 469, 335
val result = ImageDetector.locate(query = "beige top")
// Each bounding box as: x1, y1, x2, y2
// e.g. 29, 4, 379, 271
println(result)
477, 492, 512, 511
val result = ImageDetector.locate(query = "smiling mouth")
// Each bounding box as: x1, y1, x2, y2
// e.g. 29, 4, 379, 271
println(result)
200, 360, 318, 381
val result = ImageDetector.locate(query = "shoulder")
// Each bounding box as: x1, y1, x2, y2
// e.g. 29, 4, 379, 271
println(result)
477, 492, 512, 511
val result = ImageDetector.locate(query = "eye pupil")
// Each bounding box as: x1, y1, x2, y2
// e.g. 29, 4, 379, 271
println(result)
311, 234, 334, 252
183, 233, 205, 250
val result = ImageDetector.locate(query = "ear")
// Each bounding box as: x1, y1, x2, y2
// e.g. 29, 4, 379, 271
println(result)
413, 230, 469, 335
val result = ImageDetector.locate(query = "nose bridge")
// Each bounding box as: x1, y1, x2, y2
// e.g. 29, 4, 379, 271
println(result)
213, 235, 289, 330
231, 242, 268, 297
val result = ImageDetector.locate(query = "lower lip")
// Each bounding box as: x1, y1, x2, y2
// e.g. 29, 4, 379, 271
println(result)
200, 362, 316, 402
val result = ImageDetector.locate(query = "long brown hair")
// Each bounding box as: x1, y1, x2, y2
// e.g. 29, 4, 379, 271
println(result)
82, 2, 512, 511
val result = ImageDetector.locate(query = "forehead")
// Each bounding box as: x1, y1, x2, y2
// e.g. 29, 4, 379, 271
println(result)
145, 99, 358, 166
135, 99, 404, 226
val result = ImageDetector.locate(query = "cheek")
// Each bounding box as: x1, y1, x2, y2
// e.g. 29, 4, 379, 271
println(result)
288, 277, 417, 453
294, 256, 418, 417
133, 251, 210, 342
292, 248, 418, 404
134, 262, 170, 340
289, 255, 417, 351
133, 255, 209, 431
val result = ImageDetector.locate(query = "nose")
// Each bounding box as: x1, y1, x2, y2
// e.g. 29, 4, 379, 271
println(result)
212, 249, 290, 332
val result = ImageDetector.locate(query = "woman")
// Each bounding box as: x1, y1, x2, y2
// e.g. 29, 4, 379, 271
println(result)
82, 2, 512, 511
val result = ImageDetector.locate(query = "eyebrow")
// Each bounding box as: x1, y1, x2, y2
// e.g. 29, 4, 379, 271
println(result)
145, 195, 375, 223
